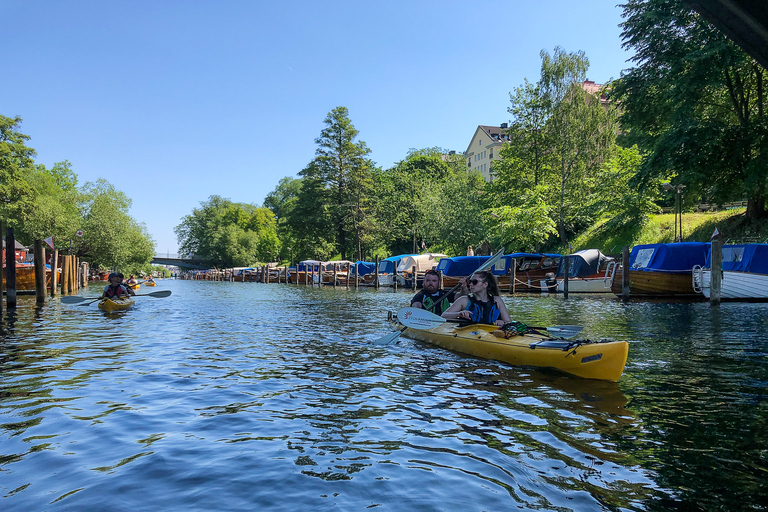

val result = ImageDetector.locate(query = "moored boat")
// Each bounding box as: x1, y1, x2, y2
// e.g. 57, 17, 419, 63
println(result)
2, 264, 52, 294
503, 253, 561, 292
693, 243, 768, 300
608, 242, 709, 298
374, 254, 418, 286
98, 297, 135, 312
388, 313, 628, 382
436, 255, 507, 288
545, 249, 615, 293
396, 253, 447, 286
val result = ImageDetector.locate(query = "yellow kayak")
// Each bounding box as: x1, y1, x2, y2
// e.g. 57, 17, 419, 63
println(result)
128, 283, 140, 290
390, 316, 628, 382
98, 297, 135, 313
144, 281, 157, 287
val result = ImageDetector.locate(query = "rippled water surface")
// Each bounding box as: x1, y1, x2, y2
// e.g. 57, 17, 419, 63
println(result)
2, 280, 767, 511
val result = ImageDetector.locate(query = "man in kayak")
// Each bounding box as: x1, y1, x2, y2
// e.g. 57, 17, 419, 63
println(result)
441, 270, 511, 326
101, 273, 131, 299
411, 270, 468, 314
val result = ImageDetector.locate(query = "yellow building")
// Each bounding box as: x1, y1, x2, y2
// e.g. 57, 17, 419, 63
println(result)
464, 124, 509, 182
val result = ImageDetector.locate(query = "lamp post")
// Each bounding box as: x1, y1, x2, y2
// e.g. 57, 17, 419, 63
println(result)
662, 183, 686, 242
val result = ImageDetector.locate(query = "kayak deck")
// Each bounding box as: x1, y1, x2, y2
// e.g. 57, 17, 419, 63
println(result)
390, 316, 628, 382
98, 297, 135, 313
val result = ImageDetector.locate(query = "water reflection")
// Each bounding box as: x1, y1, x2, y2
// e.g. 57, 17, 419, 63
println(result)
0, 283, 766, 510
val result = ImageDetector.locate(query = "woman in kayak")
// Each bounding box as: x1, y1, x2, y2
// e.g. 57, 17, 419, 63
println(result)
441, 270, 511, 326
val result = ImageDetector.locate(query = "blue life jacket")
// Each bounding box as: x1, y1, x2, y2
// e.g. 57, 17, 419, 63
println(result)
464, 295, 501, 325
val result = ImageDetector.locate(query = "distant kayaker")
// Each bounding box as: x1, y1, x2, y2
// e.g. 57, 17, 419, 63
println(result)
102, 273, 131, 299
411, 270, 469, 314
117, 273, 137, 296
441, 270, 511, 326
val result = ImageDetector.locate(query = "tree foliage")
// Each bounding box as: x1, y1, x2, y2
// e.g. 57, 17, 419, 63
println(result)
175, 195, 279, 267
614, 0, 768, 219
0, 115, 35, 223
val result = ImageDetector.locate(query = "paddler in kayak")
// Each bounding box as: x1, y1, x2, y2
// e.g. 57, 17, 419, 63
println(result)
117, 273, 137, 296
441, 270, 511, 326
101, 273, 131, 299
411, 270, 469, 314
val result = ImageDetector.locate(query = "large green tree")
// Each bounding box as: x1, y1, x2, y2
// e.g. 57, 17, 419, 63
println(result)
175, 195, 279, 267
0, 115, 35, 224
490, 47, 620, 248
299, 106, 373, 261
614, 0, 768, 219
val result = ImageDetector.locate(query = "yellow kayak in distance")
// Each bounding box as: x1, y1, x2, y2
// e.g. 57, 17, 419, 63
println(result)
98, 297, 135, 313
128, 283, 140, 290
389, 312, 628, 382
144, 281, 157, 287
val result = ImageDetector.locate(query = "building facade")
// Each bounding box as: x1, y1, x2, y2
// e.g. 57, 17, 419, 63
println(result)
464, 124, 509, 182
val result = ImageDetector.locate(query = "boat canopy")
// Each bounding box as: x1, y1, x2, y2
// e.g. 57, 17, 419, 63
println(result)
396, 253, 447, 272
557, 249, 614, 278
705, 243, 768, 274
351, 261, 376, 276
502, 253, 561, 268
378, 254, 418, 274
629, 242, 710, 272
322, 260, 353, 270
298, 260, 321, 271
434, 255, 509, 276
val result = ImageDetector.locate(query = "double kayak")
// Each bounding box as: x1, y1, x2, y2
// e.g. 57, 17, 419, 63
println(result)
98, 297, 135, 313
389, 313, 628, 382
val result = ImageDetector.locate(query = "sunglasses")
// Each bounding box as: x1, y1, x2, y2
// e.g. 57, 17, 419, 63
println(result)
470, 278, 483, 285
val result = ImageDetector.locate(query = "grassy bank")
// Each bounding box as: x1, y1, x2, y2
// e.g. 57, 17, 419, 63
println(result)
568, 209, 768, 256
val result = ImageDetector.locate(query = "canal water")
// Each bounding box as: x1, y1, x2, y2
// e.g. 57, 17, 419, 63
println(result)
1, 280, 766, 511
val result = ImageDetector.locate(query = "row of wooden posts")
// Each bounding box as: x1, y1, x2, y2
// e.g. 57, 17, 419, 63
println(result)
178, 243, 728, 306
2, 226, 87, 313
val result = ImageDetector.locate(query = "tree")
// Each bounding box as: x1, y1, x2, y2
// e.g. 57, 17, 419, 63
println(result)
0, 115, 35, 224
614, 0, 768, 219
490, 48, 620, 247
79, 179, 155, 271
19, 161, 82, 245
300, 107, 373, 260
175, 195, 279, 267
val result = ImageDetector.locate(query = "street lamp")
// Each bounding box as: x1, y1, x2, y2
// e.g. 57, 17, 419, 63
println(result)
662, 183, 686, 242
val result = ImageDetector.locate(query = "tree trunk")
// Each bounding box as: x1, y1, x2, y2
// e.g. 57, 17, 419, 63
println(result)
746, 194, 767, 220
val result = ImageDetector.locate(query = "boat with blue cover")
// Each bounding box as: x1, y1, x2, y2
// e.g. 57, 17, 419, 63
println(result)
435, 255, 509, 288
693, 243, 768, 300
545, 249, 615, 293
608, 242, 710, 297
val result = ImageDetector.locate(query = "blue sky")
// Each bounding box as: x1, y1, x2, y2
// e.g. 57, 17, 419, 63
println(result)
2, 1, 634, 254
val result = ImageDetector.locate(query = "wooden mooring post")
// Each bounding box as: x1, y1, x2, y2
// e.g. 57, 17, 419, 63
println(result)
710, 237, 722, 306
393, 265, 398, 291
1, 221, 3, 316
412, 266, 417, 290
622, 246, 630, 302
50, 250, 59, 297
5, 227, 18, 308
354, 262, 358, 290
562, 255, 569, 299
374, 256, 380, 289
34, 240, 46, 304
509, 260, 516, 295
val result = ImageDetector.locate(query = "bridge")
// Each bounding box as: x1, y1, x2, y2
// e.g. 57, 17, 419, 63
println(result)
151, 253, 210, 270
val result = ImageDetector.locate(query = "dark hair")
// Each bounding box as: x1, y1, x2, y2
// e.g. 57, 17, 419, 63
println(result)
473, 271, 501, 297
424, 269, 440, 279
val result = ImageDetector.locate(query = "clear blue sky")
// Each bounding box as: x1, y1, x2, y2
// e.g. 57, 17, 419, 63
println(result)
2, 1, 634, 254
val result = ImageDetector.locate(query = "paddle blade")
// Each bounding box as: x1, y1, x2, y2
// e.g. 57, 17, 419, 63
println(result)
474, 247, 505, 274
545, 325, 583, 339
397, 307, 446, 330
147, 290, 172, 298
61, 296, 93, 304
374, 328, 405, 346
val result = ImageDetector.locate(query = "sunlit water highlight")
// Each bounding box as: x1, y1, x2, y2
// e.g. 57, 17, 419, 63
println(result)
1, 280, 766, 511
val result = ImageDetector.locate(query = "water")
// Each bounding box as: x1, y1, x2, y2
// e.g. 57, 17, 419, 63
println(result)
1, 280, 767, 511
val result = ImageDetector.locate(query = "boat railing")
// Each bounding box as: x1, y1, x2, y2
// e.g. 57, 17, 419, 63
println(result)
604, 261, 617, 288
691, 265, 706, 293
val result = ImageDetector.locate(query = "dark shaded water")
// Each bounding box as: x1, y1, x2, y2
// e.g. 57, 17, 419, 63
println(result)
1, 280, 766, 511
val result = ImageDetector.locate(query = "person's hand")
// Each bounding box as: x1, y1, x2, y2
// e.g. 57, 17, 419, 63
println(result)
495, 319, 505, 326
457, 310, 471, 320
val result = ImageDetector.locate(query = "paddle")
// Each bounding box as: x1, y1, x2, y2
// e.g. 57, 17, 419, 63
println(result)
61, 290, 172, 304
395, 307, 583, 339
375, 249, 506, 346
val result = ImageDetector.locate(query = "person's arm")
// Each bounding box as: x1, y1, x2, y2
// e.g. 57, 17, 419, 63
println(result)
410, 291, 424, 309
494, 297, 511, 326
124, 285, 136, 296
442, 297, 471, 321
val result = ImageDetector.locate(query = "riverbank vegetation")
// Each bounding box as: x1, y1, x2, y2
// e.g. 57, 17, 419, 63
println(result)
1, 115, 155, 274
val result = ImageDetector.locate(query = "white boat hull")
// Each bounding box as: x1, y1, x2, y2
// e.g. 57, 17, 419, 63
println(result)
698, 270, 768, 299
555, 277, 612, 293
